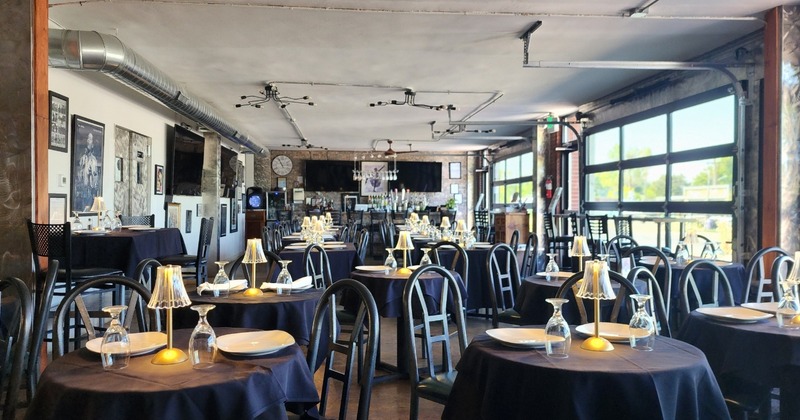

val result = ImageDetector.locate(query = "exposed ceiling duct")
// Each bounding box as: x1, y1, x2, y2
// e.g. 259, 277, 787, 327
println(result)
48, 29, 266, 155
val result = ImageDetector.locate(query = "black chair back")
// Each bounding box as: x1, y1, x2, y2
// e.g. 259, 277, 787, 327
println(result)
520, 233, 539, 277
508, 229, 520, 250
627, 266, 671, 337
120, 214, 155, 227
0, 277, 33, 420
624, 245, 673, 321
303, 244, 333, 289
556, 268, 640, 324
677, 259, 735, 328
771, 255, 795, 301
354, 228, 369, 263
586, 214, 610, 257
486, 243, 522, 328
429, 241, 469, 303
27, 260, 58, 401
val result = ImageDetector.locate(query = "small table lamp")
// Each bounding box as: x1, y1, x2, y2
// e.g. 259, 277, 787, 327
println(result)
395, 230, 415, 275
454, 219, 467, 244
301, 216, 311, 229
90, 197, 106, 230
575, 260, 616, 351
148, 265, 192, 364
570, 235, 591, 273
242, 238, 267, 296
440, 216, 451, 229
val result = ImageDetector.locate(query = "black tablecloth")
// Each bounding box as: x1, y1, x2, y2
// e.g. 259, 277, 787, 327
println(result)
513, 276, 576, 324
443, 332, 728, 420
174, 288, 324, 346
27, 328, 319, 420
679, 311, 800, 418
71, 228, 186, 276
411, 240, 493, 311
644, 259, 747, 305
278, 243, 361, 283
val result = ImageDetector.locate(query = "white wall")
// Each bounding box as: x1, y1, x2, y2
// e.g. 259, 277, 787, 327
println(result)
49, 69, 245, 258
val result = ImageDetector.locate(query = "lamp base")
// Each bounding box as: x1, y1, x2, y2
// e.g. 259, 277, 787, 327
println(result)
396, 267, 412, 276
243, 287, 264, 297
581, 336, 614, 352
151, 347, 188, 364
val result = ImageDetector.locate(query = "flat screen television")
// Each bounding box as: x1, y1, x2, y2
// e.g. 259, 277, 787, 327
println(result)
305, 160, 359, 192
220, 146, 238, 198
166, 125, 205, 196
390, 161, 442, 192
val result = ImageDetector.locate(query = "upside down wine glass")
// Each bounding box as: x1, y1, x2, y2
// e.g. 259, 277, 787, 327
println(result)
545, 253, 559, 281
777, 279, 800, 329
276, 260, 293, 295
101, 305, 131, 370
629, 294, 656, 351
212, 261, 230, 298
188, 304, 217, 369
384, 248, 397, 272
544, 298, 571, 358
419, 248, 432, 266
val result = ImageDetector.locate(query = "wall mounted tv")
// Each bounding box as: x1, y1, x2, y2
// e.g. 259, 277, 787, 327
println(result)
389, 161, 442, 192
166, 125, 205, 196
305, 160, 359, 192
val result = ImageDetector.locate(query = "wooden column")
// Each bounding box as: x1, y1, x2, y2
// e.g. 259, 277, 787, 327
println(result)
762, 7, 781, 249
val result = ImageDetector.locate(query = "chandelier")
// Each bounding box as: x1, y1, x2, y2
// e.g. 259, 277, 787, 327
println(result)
352, 152, 398, 181
369, 89, 454, 111
235, 83, 315, 109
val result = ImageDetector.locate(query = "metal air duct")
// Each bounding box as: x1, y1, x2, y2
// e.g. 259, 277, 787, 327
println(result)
48, 29, 266, 155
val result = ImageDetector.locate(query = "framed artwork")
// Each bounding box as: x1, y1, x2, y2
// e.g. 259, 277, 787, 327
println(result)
449, 162, 461, 179
230, 198, 238, 233
342, 194, 358, 212
48, 193, 68, 224
361, 161, 388, 195
220, 204, 228, 237
70, 115, 105, 213
154, 164, 164, 195
48, 91, 69, 153
166, 202, 181, 229
185, 210, 192, 233
277, 177, 287, 189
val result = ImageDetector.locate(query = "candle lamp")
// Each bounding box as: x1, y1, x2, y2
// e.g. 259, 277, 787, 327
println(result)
148, 265, 192, 364
394, 231, 415, 275
90, 197, 106, 230
242, 238, 267, 296
570, 235, 591, 273
575, 260, 616, 351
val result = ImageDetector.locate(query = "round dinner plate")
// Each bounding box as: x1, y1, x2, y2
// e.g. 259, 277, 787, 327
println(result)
355, 265, 389, 272
72, 230, 108, 236
129, 227, 156, 232
121, 225, 150, 229
486, 328, 547, 348
217, 330, 295, 356
535, 271, 574, 279
741, 302, 780, 314
86, 331, 167, 356
322, 244, 346, 249
696, 306, 774, 323
575, 322, 647, 343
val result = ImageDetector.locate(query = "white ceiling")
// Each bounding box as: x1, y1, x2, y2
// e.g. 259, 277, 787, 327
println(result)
48, 0, 793, 153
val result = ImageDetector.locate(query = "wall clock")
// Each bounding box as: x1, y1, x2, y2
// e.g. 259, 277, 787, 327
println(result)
271, 155, 293, 176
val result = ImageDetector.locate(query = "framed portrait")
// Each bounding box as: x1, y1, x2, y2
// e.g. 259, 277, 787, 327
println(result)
166, 202, 181, 229
48, 193, 68, 224
277, 177, 287, 189
230, 198, 238, 233
220, 204, 228, 237
360, 161, 388, 195
48, 91, 69, 153
342, 194, 358, 212
185, 210, 192, 233
70, 115, 105, 213
154, 164, 164, 195
449, 162, 461, 179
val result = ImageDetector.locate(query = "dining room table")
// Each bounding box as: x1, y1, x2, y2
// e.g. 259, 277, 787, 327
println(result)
26, 327, 321, 420
442, 329, 729, 420
679, 308, 800, 419
278, 242, 361, 283
71, 227, 186, 276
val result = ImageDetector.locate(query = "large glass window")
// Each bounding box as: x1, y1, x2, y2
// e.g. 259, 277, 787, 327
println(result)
492, 151, 534, 210
623, 115, 666, 158
672, 96, 735, 153
586, 128, 619, 165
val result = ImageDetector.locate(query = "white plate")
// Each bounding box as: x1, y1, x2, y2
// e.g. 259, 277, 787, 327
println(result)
322, 244, 346, 249
428, 243, 455, 248
325, 241, 345, 245
535, 272, 574, 279
741, 302, 780, 314
355, 265, 390, 272
284, 244, 308, 250
472, 244, 493, 249
474, 242, 492, 246
486, 328, 547, 348
129, 227, 156, 232
73, 230, 108, 236
217, 330, 295, 356
86, 331, 167, 356
575, 322, 646, 343
121, 225, 150, 229
408, 265, 422, 271
696, 307, 774, 323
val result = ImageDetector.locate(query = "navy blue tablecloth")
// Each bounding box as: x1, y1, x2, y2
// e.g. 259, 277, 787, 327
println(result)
278, 243, 360, 283
71, 228, 186, 276
443, 332, 728, 420
411, 240, 493, 311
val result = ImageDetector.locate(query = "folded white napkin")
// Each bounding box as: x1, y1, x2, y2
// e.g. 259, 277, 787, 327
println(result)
197, 279, 248, 295
260, 275, 314, 291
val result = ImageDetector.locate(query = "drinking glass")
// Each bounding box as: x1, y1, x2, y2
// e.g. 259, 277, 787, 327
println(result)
777, 280, 800, 329
212, 261, 230, 298
629, 294, 656, 351
544, 298, 571, 358
419, 248, 432, 266
276, 260, 293, 295
545, 253, 559, 281
384, 248, 397, 272
111, 212, 123, 231
71, 212, 85, 231
188, 304, 217, 369
101, 305, 130, 370
102, 212, 114, 231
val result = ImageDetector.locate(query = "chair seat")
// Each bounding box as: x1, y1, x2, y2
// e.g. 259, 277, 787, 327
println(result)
418, 371, 457, 402
497, 308, 523, 324
158, 254, 201, 266
60, 267, 124, 281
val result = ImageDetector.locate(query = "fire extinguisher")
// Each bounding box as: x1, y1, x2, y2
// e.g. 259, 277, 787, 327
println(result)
545, 177, 553, 199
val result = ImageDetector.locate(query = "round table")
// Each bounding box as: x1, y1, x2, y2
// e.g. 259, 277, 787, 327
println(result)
278, 243, 360, 283
679, 311, 800, 418
27, 328, 320, 420
174, 288, 324, 346
443, 332, 728, 420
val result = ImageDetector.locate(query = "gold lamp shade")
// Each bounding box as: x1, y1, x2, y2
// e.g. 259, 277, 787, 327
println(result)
454, 219, 467, 233
440, 216, 451, 229
301, 216, 311, 228
421, 215, 430, 225
242, 238, 267, 296
409, 212, 419, 222
575, 260, 616, 351
147, 265, 192, 364
395, 231, 415, 275
90, 197, 106, 230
